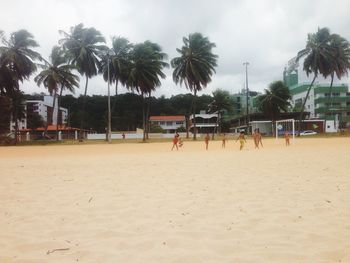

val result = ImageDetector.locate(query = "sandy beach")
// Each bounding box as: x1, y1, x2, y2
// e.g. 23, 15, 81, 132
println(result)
0, 137, 349, 263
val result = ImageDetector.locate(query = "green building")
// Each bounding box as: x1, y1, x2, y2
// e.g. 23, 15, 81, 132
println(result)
283, 68, 350, 129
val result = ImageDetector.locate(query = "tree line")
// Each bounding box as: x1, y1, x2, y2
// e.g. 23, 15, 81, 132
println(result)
0, 24, 218, 144
1, 25, 349, 143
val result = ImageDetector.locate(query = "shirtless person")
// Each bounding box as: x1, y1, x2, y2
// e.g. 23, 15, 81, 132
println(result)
236, 131, 247, 151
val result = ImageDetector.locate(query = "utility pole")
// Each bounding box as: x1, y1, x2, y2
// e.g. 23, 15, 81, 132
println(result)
243, 62, 250, 134
107, 51, 112, 143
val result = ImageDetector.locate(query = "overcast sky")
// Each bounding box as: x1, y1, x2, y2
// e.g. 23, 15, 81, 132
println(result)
1, 0, 350, 97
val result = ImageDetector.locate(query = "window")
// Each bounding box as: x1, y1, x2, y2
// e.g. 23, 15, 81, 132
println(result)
159, 121, 165, 125
332, 92, 340, 97
166, 121, 172, 126
176, 121, 183, 125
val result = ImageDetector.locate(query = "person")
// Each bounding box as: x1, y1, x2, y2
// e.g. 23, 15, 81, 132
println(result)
257, 129, 263, 148
236, 131, 247, 151
252, 129, 259, 149
222, 133, 227, 148
178, 137, 183, 147
122, 133, 125, 139
204, 133, 210, 150
172, 132, 180, 151
285, 131, 290, 146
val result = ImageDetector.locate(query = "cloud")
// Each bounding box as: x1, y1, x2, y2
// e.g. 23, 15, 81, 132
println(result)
1, 0, 349, 97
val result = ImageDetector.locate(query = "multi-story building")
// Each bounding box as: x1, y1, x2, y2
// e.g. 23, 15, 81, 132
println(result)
189, 110, 218, 134
10, 95, 68, 131
149, 115, 186, 133
283, 68, 350, 128
231, 89, 261, 116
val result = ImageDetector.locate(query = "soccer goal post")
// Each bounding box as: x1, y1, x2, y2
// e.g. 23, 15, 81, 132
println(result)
275, 119, 295, 142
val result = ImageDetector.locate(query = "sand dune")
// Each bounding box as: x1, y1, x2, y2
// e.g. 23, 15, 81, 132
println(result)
0, 138, 349, 263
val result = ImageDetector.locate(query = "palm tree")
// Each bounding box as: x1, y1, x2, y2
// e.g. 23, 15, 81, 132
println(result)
127, 41, 168, 141
100, 37, 133, 135
101, 37, 133, 96
296, 27, 333, 134
59, 23, 107, 138
257, 81, 291, 135
35, 46, 79, 140
0, 29, 41, 143
208, 89, 234, 139
171, 33, 218, 140
325, 34, 350, 116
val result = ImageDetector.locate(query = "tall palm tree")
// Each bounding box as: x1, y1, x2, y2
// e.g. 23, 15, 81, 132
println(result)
100, 37, 133, 134
0, 29, 41, 143
171, 33, 218, 140
35, 46, 79, 140
325, 34, 350, 116
257, 81, 291, 135
127, 41, 168, 141
208, 89, 234, 139
59, 23, 106, 138
296, 27, 333, 134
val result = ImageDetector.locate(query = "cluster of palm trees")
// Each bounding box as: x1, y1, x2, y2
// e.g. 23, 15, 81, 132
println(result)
0, 24, 218, 143
296, 27, 350, 133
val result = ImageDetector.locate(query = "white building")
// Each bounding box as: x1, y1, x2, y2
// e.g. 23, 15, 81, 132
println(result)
10, 95, 68, 131
190, 110, 218, 133
149, 115, 186, 133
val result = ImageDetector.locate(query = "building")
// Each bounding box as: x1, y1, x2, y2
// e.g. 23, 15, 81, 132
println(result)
231, 89, 261, 116
189, 110, 218, 134
10, 95, 68, 132
283, 68, 350, 129
149, 115, 186, 133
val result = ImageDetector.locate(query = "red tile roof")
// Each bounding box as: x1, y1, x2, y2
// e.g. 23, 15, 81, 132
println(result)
149, 115, 185, 121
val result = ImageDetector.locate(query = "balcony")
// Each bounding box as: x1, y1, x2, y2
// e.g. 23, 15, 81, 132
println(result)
314, 97, 350, 104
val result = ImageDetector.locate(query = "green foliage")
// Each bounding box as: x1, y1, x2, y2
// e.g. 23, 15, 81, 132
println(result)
0, 95, 11, 134
59, 23, 106, 79
27, 111, 45, 130
176, 126, 186, 132
257, 81, 291, 121
149, 123, 164, 133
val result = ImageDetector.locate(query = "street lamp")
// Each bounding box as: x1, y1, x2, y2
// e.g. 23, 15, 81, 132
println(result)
107, 51, 112, 143
243, 62, 250, 134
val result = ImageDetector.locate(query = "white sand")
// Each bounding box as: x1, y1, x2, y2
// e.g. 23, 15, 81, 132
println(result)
0, 138, 349, 263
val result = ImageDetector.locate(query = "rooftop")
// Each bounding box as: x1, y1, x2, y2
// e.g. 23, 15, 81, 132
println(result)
149, 116, 185, 121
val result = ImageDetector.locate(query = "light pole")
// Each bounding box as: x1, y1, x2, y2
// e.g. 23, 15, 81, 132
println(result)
243, 62, 250, 134
107, 51, 112, 143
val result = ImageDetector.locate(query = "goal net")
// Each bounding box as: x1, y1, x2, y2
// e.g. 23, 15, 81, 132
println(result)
275, 119, 295, 142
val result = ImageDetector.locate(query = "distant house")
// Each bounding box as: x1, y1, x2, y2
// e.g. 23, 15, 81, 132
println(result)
189, 110, 218, 134
149, 116, 186, 133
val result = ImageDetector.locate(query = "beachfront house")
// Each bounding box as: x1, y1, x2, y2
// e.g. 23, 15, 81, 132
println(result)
189, 110, 218, 134
149, 115, 186, 133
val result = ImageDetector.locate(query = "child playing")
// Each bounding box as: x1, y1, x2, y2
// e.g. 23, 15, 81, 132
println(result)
285, 131, 290, 146
236, 131, 247, 151
222, 133, 227, 148
252, 129, 259, 149
204, 133, 210, 150
171, 132, 180, 151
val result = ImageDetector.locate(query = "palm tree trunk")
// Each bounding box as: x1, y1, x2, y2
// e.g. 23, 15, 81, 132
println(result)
146, 93, 151, 140
44, 91, 57, 137
79, 75, 89, 140
14, 112, 18, 145
186, 115, 189, 139
142, 92, 146, 142
56, 86, 63, 141
192, 89, 197, 140
326, 73, 335, 117
298, 75, 317, 136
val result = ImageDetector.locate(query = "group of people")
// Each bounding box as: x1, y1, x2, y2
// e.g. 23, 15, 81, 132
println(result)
172, 128, 291, 151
